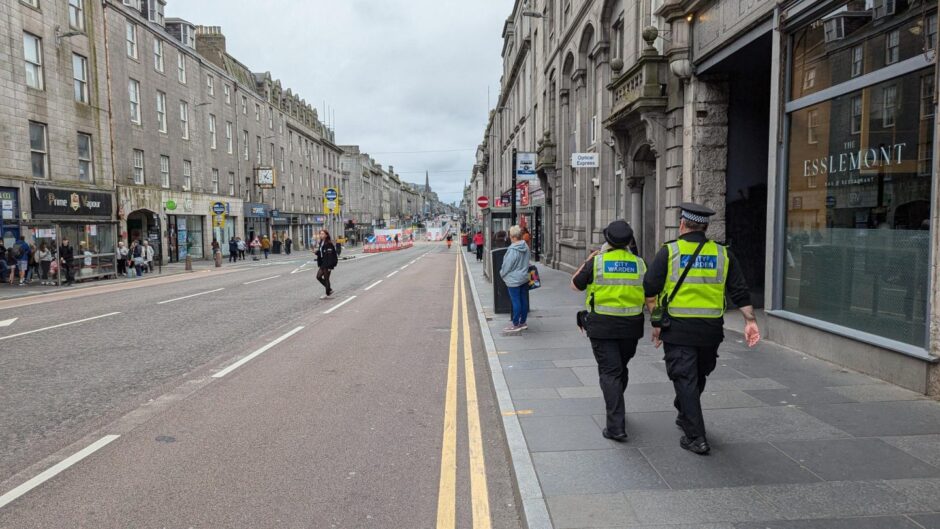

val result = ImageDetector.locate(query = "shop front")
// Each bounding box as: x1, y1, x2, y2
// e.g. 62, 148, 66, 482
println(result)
166, 214, 206, 262
28, 186, 117, 281
769, 0, 937, 389
0, 187, 22, 247
244, 202, 269, 243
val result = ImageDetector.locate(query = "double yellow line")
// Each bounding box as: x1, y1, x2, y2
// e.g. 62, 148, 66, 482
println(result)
436, 254, 491, 529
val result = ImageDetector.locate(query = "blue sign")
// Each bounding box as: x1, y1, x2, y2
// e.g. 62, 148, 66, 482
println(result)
270, 209, 280, 218
211, 202, 226, 215
245, 203, 268, 218
679, 255, 719, 270
325, 188, 338, 201
826, 196, 836, 208
604, 261, 638, 274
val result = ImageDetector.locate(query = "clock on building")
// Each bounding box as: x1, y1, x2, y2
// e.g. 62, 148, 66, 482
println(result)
256, 167, 275, 188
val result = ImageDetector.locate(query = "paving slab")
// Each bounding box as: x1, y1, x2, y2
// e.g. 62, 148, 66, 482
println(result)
744, 387, 857, 407
755, 480, 927, 519
826, 384, 927, 403
514, 397, 607, 417
519, 415, 613, 452
772, 439, 940, 481
880, 434, 940, 467
623, 487, 783, 525
908, 513, 940, 529
592, 412, 689, 448
800, 401, 940, 437
733, 516, 923, 529
702, 407, 851, 444
504, 368, 582, 390
510, 388, 561, 400
640, 442, 821, 489
884, 478, 940, 512
532, 449, 667, 495
545, 494, 637, 528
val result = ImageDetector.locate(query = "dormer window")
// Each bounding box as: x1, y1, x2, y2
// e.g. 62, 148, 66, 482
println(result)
872, 0, 896, 20
824, 18, 844, 42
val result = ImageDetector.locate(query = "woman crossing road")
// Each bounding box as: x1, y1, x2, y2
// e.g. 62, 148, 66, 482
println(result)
314, 229, 338, 299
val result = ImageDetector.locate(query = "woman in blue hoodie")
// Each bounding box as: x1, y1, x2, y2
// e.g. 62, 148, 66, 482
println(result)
499, 225, 531, 333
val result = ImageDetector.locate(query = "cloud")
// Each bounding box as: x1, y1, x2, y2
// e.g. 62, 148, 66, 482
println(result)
170, 0, 507, 204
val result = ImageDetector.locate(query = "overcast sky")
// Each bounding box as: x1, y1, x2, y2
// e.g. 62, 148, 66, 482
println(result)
171, 0, 508, 205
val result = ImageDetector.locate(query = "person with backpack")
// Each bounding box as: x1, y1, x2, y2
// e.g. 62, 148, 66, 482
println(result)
12, 236, 30, 286
314, 229, 338, 299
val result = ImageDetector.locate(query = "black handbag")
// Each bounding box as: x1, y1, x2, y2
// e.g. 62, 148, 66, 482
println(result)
650, 241, 706, 329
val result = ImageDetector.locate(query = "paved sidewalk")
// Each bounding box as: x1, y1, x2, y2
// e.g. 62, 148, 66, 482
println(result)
464, 254, 940, 529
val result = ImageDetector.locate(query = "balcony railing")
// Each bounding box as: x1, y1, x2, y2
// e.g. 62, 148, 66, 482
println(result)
606, 49, 668, 126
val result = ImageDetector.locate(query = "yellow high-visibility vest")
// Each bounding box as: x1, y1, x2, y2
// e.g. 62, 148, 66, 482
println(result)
664, 239, 728, 318
587, 249, 646, 316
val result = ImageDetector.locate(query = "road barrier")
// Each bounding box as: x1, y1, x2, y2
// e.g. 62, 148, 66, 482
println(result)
363, 241, 414, 254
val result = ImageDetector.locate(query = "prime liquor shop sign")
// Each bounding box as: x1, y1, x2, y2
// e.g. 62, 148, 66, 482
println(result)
30, 187, 113, 219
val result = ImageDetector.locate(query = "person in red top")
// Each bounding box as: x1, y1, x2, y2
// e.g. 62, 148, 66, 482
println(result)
472, 231, 485, 262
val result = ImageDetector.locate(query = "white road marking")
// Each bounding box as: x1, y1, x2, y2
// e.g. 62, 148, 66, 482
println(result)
400, 265, 409, 270
323, 296, 357, 314
157, 288, 225, 305
0, 312, 121, 342
0, 435, 120, 510
290, 261, 317, 274
364, 280, 383, 291
212, 326, 305, 378
243, 275, 280, 285
387, 270, 399, 278
0, 318, 17, 327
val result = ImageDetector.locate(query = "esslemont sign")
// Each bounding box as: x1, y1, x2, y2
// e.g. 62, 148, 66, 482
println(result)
571, 153, 599, 168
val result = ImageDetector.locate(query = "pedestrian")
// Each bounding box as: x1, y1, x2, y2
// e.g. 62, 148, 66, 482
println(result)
27, 242, 40, 284
522, 226, 532, 248
250, 236, 261, 260
228, 237, 238, 263
131, 240, 144, 277
0, 241, 8, 284
314, 229, 338, 299
394, 233, 400, 247
285, 236, 293, 255
36, 242, 53, 285
499, 225, 531, 333
644, 203, 761, 455
571, 220, 646, 442
493, 230, 509, 248
116, 241, 128, 277
58, 238, 75, 285
12, 235, 30, 286
143, 240, 154, 272
446, 233, 453, 250
261, 236, 271, 259
473, 231, 485, 262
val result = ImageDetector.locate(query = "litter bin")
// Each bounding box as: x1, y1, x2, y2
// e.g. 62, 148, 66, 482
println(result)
491, 247, 512, 314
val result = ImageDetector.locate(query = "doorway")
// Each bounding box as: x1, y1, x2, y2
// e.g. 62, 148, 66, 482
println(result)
127, 209, 162, 266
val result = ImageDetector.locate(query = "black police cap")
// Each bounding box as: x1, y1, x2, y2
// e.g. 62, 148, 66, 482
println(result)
679, 202, 716, 224
603, 220, 634, 247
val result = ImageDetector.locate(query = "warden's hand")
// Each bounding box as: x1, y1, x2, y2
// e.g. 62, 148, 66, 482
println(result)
651, 327, 662, 348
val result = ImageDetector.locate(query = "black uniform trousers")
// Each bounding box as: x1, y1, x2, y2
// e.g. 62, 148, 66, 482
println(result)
663, 343, 719, 440
589, 338, 639, 435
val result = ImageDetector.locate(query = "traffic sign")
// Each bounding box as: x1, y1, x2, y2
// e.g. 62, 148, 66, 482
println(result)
211, 202, 226, 215
477, 196, 489, 209
516, 152, 537, 180
325, 188, 338, 201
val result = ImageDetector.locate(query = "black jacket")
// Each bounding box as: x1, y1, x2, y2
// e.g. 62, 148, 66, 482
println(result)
58, 244, 74, 263
316, 241, 338, 269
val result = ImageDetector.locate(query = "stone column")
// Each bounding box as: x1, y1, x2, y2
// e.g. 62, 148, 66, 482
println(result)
627, 177, 645, 250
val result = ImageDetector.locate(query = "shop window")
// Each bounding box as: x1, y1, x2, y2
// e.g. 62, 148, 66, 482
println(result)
133, 149, 144, 184
78, 133, 93, 182
72, 53, 88, 103
23, 32, 43, 90
919, 74, 935, 176
160, 155, 170, 188
29, 121, 47, 179
182, 159, 192, 190
851, 45, 864, 77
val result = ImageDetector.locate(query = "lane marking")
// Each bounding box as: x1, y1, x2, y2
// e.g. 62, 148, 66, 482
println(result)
459, 255, 492, 528
323, 296, 357, 314
364, 280, 383, 291
212, 326, 305, 378
0, 435, 120, 510
0, 317, 17, 327
290, 261, 317, 274
157, 288, 225, 305
387, 271, 399, 278
400, 265, 409, 270
435, 257, 461, 529
0, 312, 121, 342
243, 275, 280, 285
502, 410, 534, 417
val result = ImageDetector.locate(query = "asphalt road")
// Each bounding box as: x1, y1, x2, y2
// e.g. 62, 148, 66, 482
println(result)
0, 243, 524, 528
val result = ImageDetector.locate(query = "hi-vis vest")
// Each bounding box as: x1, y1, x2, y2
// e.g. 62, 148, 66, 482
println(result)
664, 239, 729, 318
587, 249, 646, 316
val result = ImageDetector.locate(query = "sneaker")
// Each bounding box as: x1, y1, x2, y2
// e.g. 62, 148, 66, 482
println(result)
602, 429, 628, 442
517, 323, 529, 331
503, 324, 522, 333
680, 435, 710, 455
319, 294, 330, 300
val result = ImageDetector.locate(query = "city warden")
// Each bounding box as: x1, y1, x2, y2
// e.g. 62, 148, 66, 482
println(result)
571, 220, 645, 442
644, 203, 760, 455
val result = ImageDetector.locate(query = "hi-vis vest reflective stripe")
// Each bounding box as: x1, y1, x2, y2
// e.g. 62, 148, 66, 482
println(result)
587, 249, 646, 316
664, 239, 728, 318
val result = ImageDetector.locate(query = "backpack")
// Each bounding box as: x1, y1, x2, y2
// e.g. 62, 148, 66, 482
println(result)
133, 245, 142, 258
11, 244, 21, 259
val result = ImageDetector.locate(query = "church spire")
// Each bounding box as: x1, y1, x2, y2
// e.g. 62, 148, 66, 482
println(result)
425, 171, 430, 194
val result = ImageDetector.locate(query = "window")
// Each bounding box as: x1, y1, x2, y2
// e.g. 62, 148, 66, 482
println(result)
824, 18, 844, 42
228, 171, 235, 196
268, 107, 274, 129
885, 30, 900, 65
68, 0, 85, 31
160, 155, 170, 188
29, 122, 47, 178
225, 122, 233, 154
280, 147, 285, 172
153, 39, 164, 73
850, 94, 862, 134
921, 74, 935, 120
255, 103, 261, 122
290, 161, 294, 184
256, 136, 262, 163
873, 0, 896, 20
802, 68, 816, 91
182, 160, 192, 190
851, 45, 863, 78
223, 85, 231, 105
22, 0, 39, 8
77, 133, 93, 182
919, 74, 935, 175
23, 33, 43, 90
242, 130, 249, 160
125, 21, 138, 59
882, 85, 897, 127
241, 95, 247, 114
806, 108, 820, 144
208, 114, 217, 149
206, 75, 214, 97
156, 91, 167, 133
589, 115, 597, 145
128, 79, 141, 124
177, 53, 186, 83
211, 169, 219, 194
122, 0, 139, 9
133, 149, 144, 184
289, 131, 294, 152
148, 0, 164, 25
279, 113, 283, 134
72, 53, 88, 103
928, 14, 938, 52
179, 101, 189, 139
